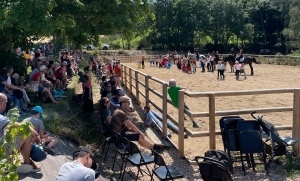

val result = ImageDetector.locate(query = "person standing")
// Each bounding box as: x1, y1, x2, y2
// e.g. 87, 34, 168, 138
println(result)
141, 55, 145, 69
167, 79, 199, 128
234, 61, 241, 80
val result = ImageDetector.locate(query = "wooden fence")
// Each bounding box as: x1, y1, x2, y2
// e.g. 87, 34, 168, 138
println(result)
103, 56, 300, 159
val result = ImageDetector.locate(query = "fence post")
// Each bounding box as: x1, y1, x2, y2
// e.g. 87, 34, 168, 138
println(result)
209, 93, 216, 150
129, 69, 133, 95
293, 89, 300, 155
135, 71, 140, 104
124, 66, 127, 88
145, 75, 150, 107
178, 90, 185, 158
162, 83, 168, 139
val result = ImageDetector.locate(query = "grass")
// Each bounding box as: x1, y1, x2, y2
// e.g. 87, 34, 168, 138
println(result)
25, 54, 101, 147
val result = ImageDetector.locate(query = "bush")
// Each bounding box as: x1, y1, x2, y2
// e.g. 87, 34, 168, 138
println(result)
0, 49, 27, 76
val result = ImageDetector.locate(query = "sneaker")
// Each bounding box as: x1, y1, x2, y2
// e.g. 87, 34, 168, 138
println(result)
17, 164, 33, 173
193, 122, 199, 128
43, 146, 56, 155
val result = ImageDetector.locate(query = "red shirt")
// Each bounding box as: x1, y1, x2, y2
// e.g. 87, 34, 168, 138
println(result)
54, 67, 63, 78
114, 66, 121, 77
31, 72, 42, 83
108, 64, 112, 71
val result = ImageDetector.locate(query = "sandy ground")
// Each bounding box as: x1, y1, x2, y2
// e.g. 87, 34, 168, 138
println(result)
112, 62, 300, 180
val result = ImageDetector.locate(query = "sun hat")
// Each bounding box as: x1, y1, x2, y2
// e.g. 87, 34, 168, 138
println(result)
39, 65, 47, 71
119, 96, 131, 102
73, 146, 97, 170
117, 89, 125, 96
169, 79, 176, 87
32, 106, 43, 118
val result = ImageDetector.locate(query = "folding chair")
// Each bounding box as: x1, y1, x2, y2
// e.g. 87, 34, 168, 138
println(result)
150, 147, 184, 180
121, 138, 154, 181
237, 121, 268, 175
112, 131, 128, 179
98, 122, 113, 163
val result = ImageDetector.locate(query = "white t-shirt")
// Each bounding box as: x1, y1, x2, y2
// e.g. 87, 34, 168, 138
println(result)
6, 76, 11, 85
216, 64, 221, 70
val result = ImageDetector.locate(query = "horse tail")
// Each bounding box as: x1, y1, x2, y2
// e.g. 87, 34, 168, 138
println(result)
252, 57, 261, 64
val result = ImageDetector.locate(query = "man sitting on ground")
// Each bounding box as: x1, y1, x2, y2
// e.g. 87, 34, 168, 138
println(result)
0, 93, 41, 173
23, 106, 58, 155
56, 146, 100, 181
111, 96, 163, 150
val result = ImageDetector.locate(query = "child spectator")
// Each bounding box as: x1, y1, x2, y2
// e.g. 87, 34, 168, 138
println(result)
220, 61, 225, 80
143, 106, 153, 126
216, 61, 222, 80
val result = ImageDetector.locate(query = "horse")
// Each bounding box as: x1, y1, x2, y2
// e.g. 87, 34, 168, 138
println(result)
223, 55, 260, 75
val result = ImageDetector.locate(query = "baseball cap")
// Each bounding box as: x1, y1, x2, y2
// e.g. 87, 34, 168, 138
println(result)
169, 79, 176, 87
117, 89, 125, 96
32, 106, 43, 118
73, 146, 97, 170
39, 65, 47, 71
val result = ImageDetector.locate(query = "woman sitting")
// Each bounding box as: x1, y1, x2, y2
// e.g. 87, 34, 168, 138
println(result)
31, 65, 58, 104
54, 62, 68, 91
45, 61, 62, 90
99, 97, 111, 125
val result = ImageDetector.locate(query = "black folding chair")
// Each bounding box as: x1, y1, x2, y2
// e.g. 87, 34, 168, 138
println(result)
121, 138, 154, 181
150, 147, 184, 180
237, 121, 268, 175
112, 131, 128, 179
98, 122, 113, 163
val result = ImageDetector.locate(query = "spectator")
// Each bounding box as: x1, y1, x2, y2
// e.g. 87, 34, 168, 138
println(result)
108, 89, 124, 115
0, 93, 41, 173
30, 53, 41, 71
29, 59, 42, 81
82, 66, 93, 113
101, 82, 112, 99
6, 66, 36, 111
99, 97, 111, 125
54, 62, 68, 91
23, 106, 58, 155
168, 79, 199, 128
31, 65, 58, 104
111, 96, 163, 150
56, 146, 99, 181
45, 61, 62, 90
143, 106, 153, 126
24, 49, 31, 66
113, 62, 121, 87
0, 68, 22, 114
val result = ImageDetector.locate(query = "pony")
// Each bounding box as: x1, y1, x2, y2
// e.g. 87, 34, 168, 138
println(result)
223, 55, 260, 75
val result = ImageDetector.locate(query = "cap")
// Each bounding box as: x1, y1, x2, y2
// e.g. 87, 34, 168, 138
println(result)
117, 89, 125, 96
119, 96, 131, 102
32, 106, 43, 118
169, 79, 176, 87
73, 146, 97, 170
39, 65, 47, 71
61, 61, 67, 66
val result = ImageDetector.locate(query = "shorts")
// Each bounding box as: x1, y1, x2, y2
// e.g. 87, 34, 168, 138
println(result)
38, 85, 44, 92
121, 131, 140, 141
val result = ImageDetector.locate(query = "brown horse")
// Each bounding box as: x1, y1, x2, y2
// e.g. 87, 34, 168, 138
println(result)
223, 55, 260, 75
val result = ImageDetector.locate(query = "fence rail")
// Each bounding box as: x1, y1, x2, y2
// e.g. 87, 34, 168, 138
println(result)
103, 56, 300, 159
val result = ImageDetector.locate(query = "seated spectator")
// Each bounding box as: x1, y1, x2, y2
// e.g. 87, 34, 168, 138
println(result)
99, 97, 111, 125
29, 59, 42, 80
30, 53, 40, 71
23, 106, 58, 155
54, 62, 68, 91
6, 66, 36, 111
0, 93, 41, 173
109, 76, 117, 94
45, 61, 62, 90
101, 82, 112, 99
100, 76, 107, 92
0, 68, 22, 114
31, 65, 58, 104
56, 146, 99, 181
108, 89, 124, 115
111, 96, 163, 150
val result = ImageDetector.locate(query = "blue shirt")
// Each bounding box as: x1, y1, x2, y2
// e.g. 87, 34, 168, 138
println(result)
145, 112, 153, 124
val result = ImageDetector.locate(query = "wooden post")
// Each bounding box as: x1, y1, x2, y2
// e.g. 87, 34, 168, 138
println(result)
135, 71, 140, 104
145, 75, 150, 107
178, 90, 185, 158
293, 89, 300, 155
209, 93, 216, 150
124, 66, 127, 88
129, 69, 133, 95
162, 83, 168, 139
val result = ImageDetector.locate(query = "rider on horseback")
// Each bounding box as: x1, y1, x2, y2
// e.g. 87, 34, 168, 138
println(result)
231, 47, 236, 57
236, 47, 244, 62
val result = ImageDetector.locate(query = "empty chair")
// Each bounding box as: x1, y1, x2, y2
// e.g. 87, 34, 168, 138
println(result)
150, 147, 184, 180
98, 122, 113, 163
195, 150, 232, 181
121, 138, 154, 181
237, 121, 268, 175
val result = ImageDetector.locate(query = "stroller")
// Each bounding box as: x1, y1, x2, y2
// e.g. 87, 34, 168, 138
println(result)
195, 150, 233, 181
251, 112, 300, 168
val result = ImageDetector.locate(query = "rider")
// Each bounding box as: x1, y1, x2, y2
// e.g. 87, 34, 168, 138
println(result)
236, 47, 244, 62
231, 48, 236, 57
